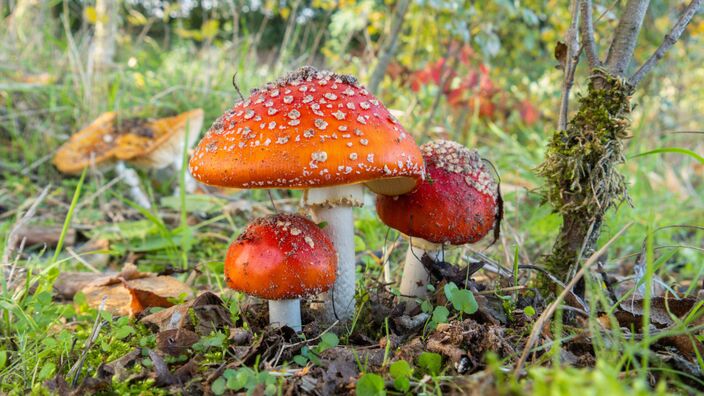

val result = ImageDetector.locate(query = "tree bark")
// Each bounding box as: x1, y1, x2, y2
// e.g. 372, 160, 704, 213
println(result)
579, 0, 600, 68
604, 0, 650, 76
90, 0, 118, 74
557, 0, 581, 131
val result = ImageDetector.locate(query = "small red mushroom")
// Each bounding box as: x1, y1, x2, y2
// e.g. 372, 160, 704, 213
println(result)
225, 213, 337, 331
376, 140, 499, 306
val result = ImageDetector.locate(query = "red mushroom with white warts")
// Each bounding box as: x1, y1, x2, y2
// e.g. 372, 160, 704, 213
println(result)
376, 140, 499, 308
224, 213, 337, 332
189, 66, 424, 321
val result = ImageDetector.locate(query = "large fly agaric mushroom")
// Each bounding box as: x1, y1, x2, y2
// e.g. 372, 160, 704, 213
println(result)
53, 109, 204, 207
376, 140, 499, 306
189, 66, 424, 320
225, 213, 337, 331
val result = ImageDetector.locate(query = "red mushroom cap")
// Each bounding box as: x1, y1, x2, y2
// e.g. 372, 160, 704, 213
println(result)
376, 140, 498, 245
189, 66, 424, 196
224, 213, 337, 300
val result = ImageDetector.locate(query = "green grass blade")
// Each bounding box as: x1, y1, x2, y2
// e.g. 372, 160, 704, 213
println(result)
631, 147, 704, 164
51, 167, 87, 265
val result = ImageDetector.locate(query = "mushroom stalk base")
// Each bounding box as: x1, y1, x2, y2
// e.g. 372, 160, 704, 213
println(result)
306, 185, 364, 322
399, 243, 444, 311
268, 299, 301, 332
116, 161, 151, 209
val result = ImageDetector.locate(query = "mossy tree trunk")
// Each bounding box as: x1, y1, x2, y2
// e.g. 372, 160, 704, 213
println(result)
539, 0, 702, 295
539, 71, 633, 294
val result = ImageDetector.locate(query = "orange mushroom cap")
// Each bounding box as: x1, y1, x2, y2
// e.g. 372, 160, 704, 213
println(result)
376, 140, 499, 245
189, 66, 424, 195
224, 213, 337, 300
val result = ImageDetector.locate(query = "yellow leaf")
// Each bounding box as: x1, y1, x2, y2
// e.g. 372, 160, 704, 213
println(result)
280, 7, 290, 19
264, 0, 277, 13
175, 27, 196, 39
200, 20, 219, 40
83, 6, 108, 24
689, 20, 704, 37
127, 9, 148, 26
133, 72, 145, 88
83, 6, 98, 24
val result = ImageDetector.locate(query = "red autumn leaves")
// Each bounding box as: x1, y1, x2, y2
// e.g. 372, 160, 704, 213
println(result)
392, 44, 539, 125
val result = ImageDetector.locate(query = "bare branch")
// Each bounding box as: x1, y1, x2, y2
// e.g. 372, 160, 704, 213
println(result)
2, 185, 51, 265
579, 0, 601, 68
630, 0, 703, 85
605, 0, 651, 76
368, 0, 411, 94
558, 0, 581, 131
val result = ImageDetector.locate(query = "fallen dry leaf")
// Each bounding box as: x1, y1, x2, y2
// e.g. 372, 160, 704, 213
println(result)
14, 224, 76, 248
608, 295, 704, 361
148, 349, 177, 386
82, 275, 192, 316
97, 348, 142, 382
618, 296, 702, 328
54, 263, 147, 300
157, 328, 200, 356
427, 320, 515, 374
140, 291, 232, 335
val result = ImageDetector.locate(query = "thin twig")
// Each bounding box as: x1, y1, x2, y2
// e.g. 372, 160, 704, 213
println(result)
518, 264, 590, 313
513, 222, 632, 375
69, 297, 107, 386
475, 285, 526, 295
630, 0, 703, 85
75, 176, 122, 210
232, 72, 245, 101
368, 0, 411, 94
2, 185, 51, 265
579, 0, 601, 68
66, 247, 101, 274
604, 0, 651, 76
271, 320, 339, 367
463, 251, 514, 279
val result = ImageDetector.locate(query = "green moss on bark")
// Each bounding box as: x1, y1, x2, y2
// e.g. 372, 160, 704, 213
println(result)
538, 70, 634, 288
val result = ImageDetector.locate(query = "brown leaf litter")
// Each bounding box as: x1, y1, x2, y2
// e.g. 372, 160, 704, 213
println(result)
55, 263, 193, 316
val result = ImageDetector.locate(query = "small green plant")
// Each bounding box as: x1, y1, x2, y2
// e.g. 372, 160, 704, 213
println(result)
293, 332, 339, 366
192, 331, 227, 351
417, 352, 443, 376
444, 282, 478, 315
212, 367, 278, 395
524, 305, 536, 317
356, 373, 386, 396
389, 360, 414, 392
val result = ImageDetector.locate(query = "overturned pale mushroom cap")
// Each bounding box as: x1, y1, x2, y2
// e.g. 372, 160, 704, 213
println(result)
53, 109, 204, 174
189, 66, 424, 196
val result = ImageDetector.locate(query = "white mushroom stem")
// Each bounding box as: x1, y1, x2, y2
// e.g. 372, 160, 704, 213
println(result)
172, 149, 197, 194
304, 184, 365, 322
399, 240, 444, 311
115, 161, 151, 208
268, 299, 301, 332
